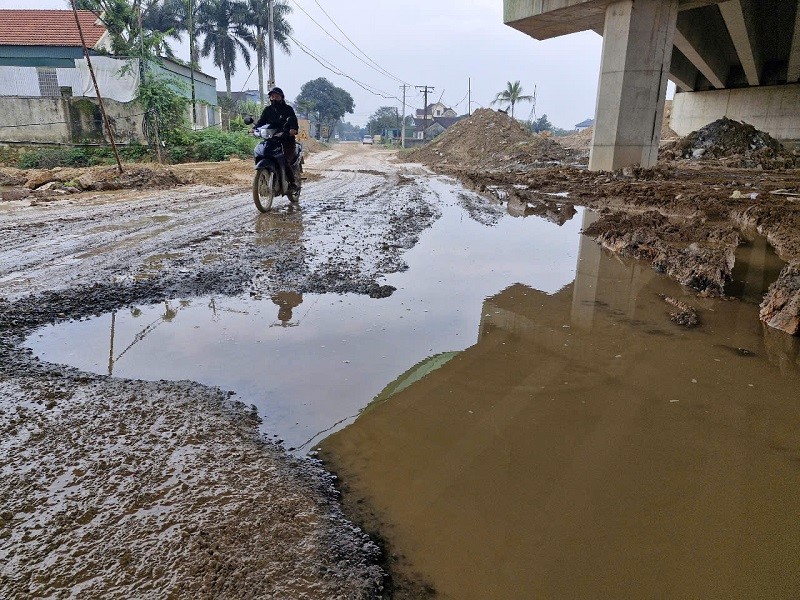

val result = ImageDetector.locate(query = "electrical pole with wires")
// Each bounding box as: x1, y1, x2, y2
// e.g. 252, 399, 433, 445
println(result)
188, 0, 196, 128
267, 0, 276, 90
400, 84, 408, 148
416, 85, 433, 142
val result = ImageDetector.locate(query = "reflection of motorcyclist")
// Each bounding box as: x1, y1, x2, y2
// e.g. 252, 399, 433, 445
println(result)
271, 292, 303, 326
253, 87, 299, 192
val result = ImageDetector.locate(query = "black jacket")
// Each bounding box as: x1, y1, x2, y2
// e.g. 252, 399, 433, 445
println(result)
254, 101, 299, 133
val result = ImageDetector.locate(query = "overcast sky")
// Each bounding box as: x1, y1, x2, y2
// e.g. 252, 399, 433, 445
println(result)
5, 0, 608, 128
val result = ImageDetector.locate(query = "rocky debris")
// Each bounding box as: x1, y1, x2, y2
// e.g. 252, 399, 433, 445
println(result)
661, 294, 700, 327
583, 211, 739, 297
661, 117, 796, 169
404, 108, 585, 172
760, 260, 800, 335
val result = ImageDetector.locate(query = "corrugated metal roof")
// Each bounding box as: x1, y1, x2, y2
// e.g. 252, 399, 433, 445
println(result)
0, 9, 106, 48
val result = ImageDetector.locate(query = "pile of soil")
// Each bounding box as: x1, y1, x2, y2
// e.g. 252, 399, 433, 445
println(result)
558, 126, 594, 151
404, 108, 585, 172
662, 117, 796, 169
0, 142, 326, 201
303, 138, 328, 153
1, 159, 295, 202
661, 100, 679, 140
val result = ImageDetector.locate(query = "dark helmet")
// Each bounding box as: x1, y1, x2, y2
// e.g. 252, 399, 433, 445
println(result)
268, 87, 285, 99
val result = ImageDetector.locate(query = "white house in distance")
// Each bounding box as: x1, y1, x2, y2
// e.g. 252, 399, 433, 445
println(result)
415, 102, 457, 121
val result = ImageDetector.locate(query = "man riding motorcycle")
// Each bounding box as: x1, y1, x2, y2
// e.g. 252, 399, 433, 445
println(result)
253, 87, 300, 192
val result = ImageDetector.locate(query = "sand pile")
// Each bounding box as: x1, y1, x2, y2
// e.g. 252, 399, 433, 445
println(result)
662, 117, 796, 169
405, 108, 585, 172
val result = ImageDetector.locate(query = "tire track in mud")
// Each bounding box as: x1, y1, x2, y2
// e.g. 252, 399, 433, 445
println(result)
0, 186, 254, 300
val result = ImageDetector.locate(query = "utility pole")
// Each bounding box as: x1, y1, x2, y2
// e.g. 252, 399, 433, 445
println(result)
468, 78, 471, 116
188, 0, 196, 128
416, 85, 433, 142
400, 84, 408, 148
267, 0, 276, 90
70, 0, 123, 173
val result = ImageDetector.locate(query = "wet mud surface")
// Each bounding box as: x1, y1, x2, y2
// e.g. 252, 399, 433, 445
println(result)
3, 132, 800, 598
1, 144, 436, 597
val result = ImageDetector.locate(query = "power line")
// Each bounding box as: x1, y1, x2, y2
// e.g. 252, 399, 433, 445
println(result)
288, 34, 423, 112
288, 0, 408, 86
310, 0, 410, 86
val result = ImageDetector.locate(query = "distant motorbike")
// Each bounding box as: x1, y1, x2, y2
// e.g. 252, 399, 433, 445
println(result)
244, 116, 304, 212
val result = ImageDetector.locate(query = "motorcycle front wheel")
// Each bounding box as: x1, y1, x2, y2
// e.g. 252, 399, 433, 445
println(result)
253, 168, 275, 212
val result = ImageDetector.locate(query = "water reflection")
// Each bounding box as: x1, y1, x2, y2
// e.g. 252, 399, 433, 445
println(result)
271, 292, 303, 327
506, 196, 577, 225
319, 213, 800, 599
107, 301, 189, 375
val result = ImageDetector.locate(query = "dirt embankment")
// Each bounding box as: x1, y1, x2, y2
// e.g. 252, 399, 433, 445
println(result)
0, 139, 329, 203
404, 108, 586, 171
405, 109, 800, 335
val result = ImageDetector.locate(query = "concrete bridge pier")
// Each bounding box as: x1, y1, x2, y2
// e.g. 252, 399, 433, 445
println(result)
589, 0, 678, 170
505, 0, 800, 170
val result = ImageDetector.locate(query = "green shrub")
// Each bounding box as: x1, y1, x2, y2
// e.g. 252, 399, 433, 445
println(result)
168, 146, 188, 163
17, 151, 42, 169
167, 128, 255, 163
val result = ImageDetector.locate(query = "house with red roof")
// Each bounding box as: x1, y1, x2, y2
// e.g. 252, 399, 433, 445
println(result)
0, 9, 218, 145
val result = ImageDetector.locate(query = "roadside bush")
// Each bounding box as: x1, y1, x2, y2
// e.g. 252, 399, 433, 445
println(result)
14, 145, 153, 169
169, 128, 255, 163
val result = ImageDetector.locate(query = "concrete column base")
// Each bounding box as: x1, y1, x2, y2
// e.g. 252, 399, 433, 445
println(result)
589, 0, 678, 171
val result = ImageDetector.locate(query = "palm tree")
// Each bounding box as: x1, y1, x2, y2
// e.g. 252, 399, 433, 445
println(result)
491, 80, 534, 119
196, 0, 255, 98
244, 0, 293, 104
140, 0, 185, 58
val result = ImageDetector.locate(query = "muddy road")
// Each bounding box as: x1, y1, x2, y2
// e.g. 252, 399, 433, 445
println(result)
1, 142, 434, 598
2, 142, 800, 599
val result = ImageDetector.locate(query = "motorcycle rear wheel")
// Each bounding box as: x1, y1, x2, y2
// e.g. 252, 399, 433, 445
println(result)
253, 168, 275, 212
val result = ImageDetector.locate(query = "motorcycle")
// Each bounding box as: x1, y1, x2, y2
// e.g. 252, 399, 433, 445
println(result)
243, 116, 304, 212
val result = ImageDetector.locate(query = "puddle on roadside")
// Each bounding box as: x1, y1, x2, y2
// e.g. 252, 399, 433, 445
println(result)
318, 213, 800, 599
24, 188, 800, 597
26, 181, 584, 451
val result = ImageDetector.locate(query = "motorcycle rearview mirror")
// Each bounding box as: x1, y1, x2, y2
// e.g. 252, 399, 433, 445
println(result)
243, 115, 254, 125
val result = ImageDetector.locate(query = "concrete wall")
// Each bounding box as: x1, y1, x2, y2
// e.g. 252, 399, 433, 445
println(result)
671, 83, 800, 144
0, 97, 146, 145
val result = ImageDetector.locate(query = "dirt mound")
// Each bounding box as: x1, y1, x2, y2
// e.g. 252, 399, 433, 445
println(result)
559, 127, 594, 151
661, 100, 679, 140
303, 138, 328, 153
404, 108, 584, 171
662, 117, 796, 169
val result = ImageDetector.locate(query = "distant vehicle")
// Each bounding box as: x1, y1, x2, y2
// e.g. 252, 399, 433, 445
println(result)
362, 135, 373, 145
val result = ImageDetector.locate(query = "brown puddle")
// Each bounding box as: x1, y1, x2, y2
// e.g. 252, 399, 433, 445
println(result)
319, 216, 800, 599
